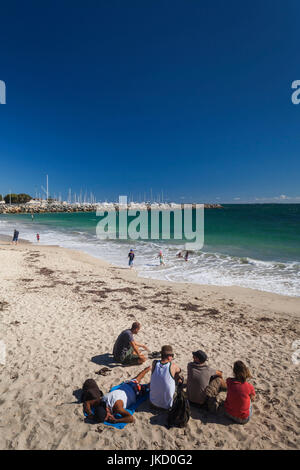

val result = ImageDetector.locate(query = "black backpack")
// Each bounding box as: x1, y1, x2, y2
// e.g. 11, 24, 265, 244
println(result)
167, 383, 190, 428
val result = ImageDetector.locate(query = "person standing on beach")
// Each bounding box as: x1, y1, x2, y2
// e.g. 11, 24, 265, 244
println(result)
36, 233, 40, 243
184, 250, 189, 262
128, 249, 135, 268
12, 229, 19, 245
158, 250, 165, 266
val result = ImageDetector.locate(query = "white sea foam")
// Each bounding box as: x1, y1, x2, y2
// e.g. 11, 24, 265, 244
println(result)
0, 219, 299, 297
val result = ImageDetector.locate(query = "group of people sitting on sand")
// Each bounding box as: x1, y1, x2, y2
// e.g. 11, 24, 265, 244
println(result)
82, 322, 255, 426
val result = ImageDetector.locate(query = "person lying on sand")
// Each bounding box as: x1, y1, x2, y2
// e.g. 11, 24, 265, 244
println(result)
149, 345, 183, 410
186, 349, 227, 413
224, 361, 256, 424
113, 321, 149, 365
83, 366, 151, 424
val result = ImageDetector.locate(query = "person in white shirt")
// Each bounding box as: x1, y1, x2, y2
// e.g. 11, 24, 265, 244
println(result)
83, 366, 151, 424
149, 345, 183, 410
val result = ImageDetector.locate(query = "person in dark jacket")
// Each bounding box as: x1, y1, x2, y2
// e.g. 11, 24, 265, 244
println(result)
12, 229, 19, 245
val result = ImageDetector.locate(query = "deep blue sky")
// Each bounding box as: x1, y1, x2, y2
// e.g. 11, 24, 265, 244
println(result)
0, 0, 299, 203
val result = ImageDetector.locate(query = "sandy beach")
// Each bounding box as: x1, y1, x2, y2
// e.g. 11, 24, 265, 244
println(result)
0, 238, 299, 450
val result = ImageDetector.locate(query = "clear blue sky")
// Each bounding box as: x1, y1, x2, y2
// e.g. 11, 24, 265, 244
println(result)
0, 0, 299, 203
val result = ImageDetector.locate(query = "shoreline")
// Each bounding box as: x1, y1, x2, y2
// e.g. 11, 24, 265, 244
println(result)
0, 238, 299, 449
1, 235, 299, 314
1, 206, 299, 299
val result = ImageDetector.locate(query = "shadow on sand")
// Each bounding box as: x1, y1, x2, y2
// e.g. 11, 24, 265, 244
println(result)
91, 353, 125, 368
189, 403, 233, 426
136, 398, 233, 428
72, 388, 83, 403
91, 353, 143, 369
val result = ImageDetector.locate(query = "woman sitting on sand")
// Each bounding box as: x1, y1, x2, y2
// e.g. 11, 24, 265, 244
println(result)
224, 361, 256, 424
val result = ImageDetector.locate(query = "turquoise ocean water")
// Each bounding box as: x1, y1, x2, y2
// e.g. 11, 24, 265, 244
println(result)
0, 204, 299, 297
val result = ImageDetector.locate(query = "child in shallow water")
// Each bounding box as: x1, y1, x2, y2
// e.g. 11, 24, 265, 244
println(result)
158, 250, 165, 265
224, 361, 256, 424
128, 249, 135, 268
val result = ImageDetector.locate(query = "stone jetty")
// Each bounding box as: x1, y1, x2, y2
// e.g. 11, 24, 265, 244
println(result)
0, 201, 223, 214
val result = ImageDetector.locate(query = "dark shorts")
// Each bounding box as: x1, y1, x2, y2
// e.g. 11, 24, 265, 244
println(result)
115, 346, 139, 365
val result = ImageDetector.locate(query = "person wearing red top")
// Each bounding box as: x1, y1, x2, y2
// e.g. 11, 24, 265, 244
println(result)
224, 361, 255, 424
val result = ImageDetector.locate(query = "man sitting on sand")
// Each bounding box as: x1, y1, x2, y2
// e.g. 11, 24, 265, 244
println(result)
149, 345, 183, 410
113, 322, 149, 365
186, 350, 227, 412
83, 366, 151, 424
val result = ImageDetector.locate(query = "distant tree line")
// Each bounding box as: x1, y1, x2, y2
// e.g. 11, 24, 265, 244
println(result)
2, 193, 32, 204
